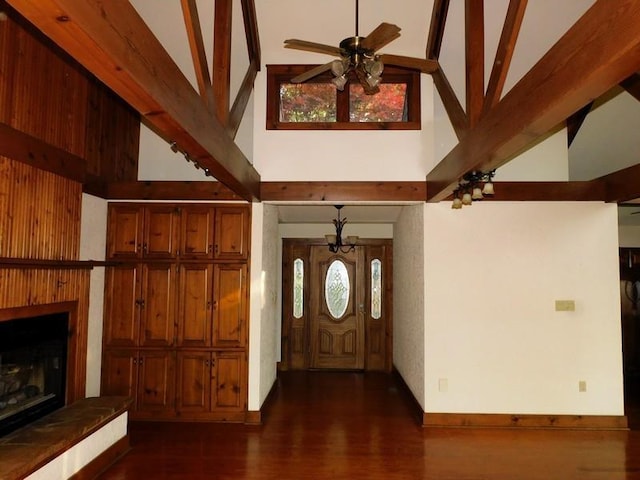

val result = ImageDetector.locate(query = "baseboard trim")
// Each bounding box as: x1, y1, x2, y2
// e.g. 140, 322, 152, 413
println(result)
423, 413, 628, 430
68, 435, 130, 480
244, 376, 280, 426
392, 367, 628, 430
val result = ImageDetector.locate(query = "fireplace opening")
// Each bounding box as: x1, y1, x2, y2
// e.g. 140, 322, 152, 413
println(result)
0, 312, 68, 437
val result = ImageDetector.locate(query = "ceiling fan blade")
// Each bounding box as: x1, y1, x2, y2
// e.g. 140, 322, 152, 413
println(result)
379, 54, 439, 73
290, 62, 334, 83
284, 39, 342, 57
359, 23, 401, 52
355, 67, 380, 95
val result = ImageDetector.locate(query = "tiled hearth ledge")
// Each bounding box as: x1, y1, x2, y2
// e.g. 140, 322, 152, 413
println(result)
0, 396, 131, 480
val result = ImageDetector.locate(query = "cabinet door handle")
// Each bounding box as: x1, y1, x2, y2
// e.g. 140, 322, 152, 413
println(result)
207, 300, 212, 310
143, 243, 148, 253
214, 244, 219, 255
135, 299, 145, 308
208, 244, 213, 254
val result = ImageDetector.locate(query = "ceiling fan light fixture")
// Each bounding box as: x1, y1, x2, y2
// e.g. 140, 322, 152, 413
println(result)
332, 74, 348, 91
364, 57, 384, 77
331, 59, 347, 77
365, 73, 381, 89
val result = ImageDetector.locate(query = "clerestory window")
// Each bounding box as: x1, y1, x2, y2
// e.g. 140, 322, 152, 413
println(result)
266, 64, 421, 130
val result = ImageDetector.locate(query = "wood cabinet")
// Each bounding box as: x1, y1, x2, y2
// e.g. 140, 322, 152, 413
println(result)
176, 350, 246, 417
101, 349, 175, 416
102, 203, 250, 422
107, 204, 179, 259
103, 263, 176, 347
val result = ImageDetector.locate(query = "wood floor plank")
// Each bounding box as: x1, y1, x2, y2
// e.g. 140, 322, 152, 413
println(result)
98, 371, 640, 479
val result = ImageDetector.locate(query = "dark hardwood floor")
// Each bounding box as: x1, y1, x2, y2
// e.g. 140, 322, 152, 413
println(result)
99, 371, 640, 479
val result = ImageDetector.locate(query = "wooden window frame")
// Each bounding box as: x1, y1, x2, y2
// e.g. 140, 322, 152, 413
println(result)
266, 64, 421, 131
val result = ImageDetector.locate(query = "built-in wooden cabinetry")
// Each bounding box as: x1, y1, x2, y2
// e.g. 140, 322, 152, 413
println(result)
101, 203, 250, 422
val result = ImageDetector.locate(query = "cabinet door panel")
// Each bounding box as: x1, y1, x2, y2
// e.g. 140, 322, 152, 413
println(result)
144, 205, 179, 258
176, 351, 210, 413
107, 205, 142, 259
178, 264, 213, 347
212, 352, 245, 411
137, 350, 175, 412
103, 265, 140, 346
213, 265, 247, 347
101, 349, 137, 405
140, 264, 176, 347
181, 206, 214, 259
214, 207, 249, 260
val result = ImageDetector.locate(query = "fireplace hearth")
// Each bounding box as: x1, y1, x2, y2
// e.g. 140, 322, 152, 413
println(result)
0, 312, 68, 436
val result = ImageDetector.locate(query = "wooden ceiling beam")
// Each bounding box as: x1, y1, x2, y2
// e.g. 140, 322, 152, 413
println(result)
426, 0, 640, 202
180, 0, 215, 110
213, 0, 232, 125
620, 72, 640, 101
241, 0, 261, 67
566, 101, 593, 147
261, 182, 427, 202
598, 163, 640, 203
465, 0, 484, 128
228, 59, 258, 139
433, 69, 469, 139
0, 122, 86, 183
426, 0, 450, 60
102, 180, 244, 201
483, 0, 528, 115
6, 0, 261, 201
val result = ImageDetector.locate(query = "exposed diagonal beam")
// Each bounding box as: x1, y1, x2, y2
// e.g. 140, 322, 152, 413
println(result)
483, 0, 528, 114
426, 0, 640, 202
241, 0, 260, 68
180, 0, 215, 109
620, 72, 640, 101
465, 0, 484, 127
7, 0, 261, 201
432, 68, 469, 139
213, 0, 232, 125
228, 59, 258, 139
426, 0, 450, 59
566, 101, 593, 147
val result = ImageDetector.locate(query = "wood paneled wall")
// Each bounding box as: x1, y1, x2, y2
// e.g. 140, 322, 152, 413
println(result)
0, 157, 89, 399
0, 2, 140, 182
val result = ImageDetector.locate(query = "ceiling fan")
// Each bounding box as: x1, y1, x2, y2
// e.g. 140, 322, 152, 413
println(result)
283, 0, 438, 95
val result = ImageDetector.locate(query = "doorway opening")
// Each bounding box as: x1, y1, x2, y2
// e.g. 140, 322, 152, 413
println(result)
280, 239, 392, 372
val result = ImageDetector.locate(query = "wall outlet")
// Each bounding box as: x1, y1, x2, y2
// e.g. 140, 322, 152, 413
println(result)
555, 300, 576, 312
578, 380, 587, 392
438, 378, 448, 392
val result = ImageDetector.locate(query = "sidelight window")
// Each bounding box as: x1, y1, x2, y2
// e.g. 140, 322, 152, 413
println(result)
293, 258, 304, 319
325, 260, 350, 319
371, 259, 382, 319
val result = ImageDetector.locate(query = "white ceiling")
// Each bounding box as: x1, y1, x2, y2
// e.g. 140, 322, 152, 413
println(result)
275, 204, 406, 224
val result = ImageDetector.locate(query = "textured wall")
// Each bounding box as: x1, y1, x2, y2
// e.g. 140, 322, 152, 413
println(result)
392, 204, 426, 408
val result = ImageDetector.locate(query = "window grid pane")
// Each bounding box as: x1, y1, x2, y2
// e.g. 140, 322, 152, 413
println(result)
279, 84, 337, 122
349, 84, 408, 122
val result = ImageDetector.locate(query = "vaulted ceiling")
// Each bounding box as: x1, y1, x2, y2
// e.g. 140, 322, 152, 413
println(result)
3, 0, 640, 207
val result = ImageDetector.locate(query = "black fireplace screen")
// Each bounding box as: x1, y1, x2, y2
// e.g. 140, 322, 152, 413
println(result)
0, 312, 68, 436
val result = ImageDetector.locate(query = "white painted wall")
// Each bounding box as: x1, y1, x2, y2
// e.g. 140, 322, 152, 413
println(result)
79, 194, 108, 397
392, 204, 426, 409
253, 0, 436, 181
27, 413, 127, 480
423, 202, 623, 415
248, 204, 279, 410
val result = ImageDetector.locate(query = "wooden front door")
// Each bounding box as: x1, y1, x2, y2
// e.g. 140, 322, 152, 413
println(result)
309, 246, 365, 369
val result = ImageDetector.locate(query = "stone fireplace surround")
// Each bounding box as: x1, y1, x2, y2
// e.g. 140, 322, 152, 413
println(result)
0, 302, 130, 479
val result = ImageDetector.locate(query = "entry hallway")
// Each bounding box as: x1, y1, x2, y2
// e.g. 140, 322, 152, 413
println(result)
99, 371, 640, 479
